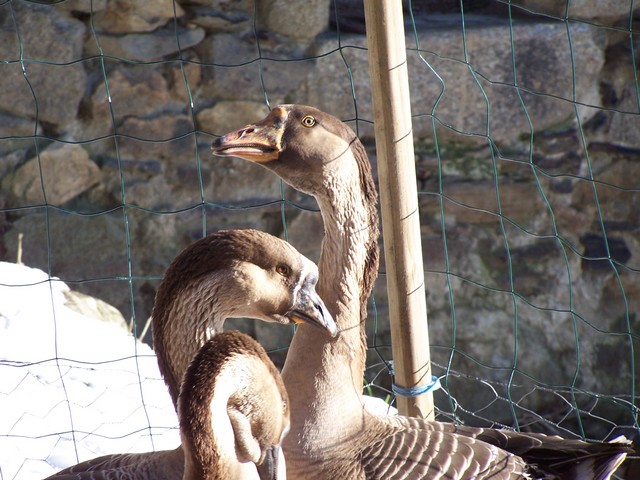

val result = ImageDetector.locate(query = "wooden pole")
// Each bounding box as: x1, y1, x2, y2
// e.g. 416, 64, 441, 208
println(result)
363, 1, 435, 420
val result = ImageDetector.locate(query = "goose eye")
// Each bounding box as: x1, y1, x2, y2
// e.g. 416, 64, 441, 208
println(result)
276, 264, 290, 276
301, 115, 316, 128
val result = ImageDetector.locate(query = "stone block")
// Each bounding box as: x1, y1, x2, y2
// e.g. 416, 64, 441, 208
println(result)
188, 1, 253, 32
3, 211, 131, 318
0, 114, 41, 156
258, 0, 330, 40
512, 0, 638, 24
116, 114, 196, 161
169, 53, 203, 103
58, 0, 108, 14
91, 0, 184, 34
196, 33, 267, 102
8, 144, 101, 206
84, 26, 205, 61
0, 2, 86, 127
196, 100, 270, 136
91, 67, 172, 122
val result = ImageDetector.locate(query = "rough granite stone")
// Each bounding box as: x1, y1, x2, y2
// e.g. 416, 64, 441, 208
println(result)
91, 0, 185, 34
0, 2, 86, 126
8, 144, 101, 206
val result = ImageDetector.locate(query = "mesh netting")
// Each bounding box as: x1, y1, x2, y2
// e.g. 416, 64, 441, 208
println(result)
0, 0, 638, 478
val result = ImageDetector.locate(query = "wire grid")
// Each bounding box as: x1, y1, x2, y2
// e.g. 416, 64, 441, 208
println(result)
0, 0, 638, 478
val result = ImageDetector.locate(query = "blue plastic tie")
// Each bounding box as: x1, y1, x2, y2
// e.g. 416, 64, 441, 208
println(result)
391, 375, 441, 397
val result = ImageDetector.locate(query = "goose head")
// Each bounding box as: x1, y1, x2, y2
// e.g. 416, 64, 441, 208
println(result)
179, 330, 290, 480
210, 104, 372, 200
210, 105, 380, 334
152, 228, 336, 406
153, 228, 337, 332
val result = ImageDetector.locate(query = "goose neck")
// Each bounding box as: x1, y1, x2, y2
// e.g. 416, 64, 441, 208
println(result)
154, 282, 227, 408
181, 369, 236, 480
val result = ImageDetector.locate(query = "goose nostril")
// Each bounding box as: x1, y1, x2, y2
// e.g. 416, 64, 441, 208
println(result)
316, 302, 337, 337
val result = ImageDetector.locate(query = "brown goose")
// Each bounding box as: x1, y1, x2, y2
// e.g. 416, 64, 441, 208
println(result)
152, 228, 336, 408
45, 228, 335, 479
179, 330, 290, 479
212, 104, 632, 479
49, 331, 289, 480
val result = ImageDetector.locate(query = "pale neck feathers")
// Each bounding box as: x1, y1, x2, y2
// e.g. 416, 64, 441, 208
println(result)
179, 331, 289, 480
315, 137, 379, 347
181, 358, 260, 480
281, 132, 380, 462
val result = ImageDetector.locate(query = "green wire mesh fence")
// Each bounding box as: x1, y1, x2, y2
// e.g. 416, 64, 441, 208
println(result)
0, 0, 638, 478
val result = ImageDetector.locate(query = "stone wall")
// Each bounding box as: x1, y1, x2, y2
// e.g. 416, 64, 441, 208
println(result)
0, 0, 638, 440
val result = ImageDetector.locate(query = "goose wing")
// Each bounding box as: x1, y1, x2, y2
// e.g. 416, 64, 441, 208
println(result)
44, 448, 183, 480
361, 417, 527, 479
459, 427, 631, 480
389, 415, 632, 480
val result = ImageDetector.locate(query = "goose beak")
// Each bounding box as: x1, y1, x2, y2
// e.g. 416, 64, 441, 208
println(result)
256, 444, 284, 480
287, 286, 337, 337
211, 107, 288, 163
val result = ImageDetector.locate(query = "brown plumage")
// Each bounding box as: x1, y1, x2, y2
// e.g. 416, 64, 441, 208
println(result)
45, 331, 290, 480
179, 330, 290, 480
211, 104, 632, 479
45, 228, 335, 479
153, 228, 336, 408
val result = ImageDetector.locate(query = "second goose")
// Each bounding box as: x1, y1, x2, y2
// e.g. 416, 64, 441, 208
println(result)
46, 228, 335, 479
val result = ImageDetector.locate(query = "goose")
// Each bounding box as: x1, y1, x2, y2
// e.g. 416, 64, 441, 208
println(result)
45, 228, 335, 479
49, 330, 289, 480
211, 104, 632, 479
152, 228, 336, 408
179, 330, 290, 480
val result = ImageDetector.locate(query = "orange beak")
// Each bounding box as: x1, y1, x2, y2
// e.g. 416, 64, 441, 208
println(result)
211, 107, 288, 163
